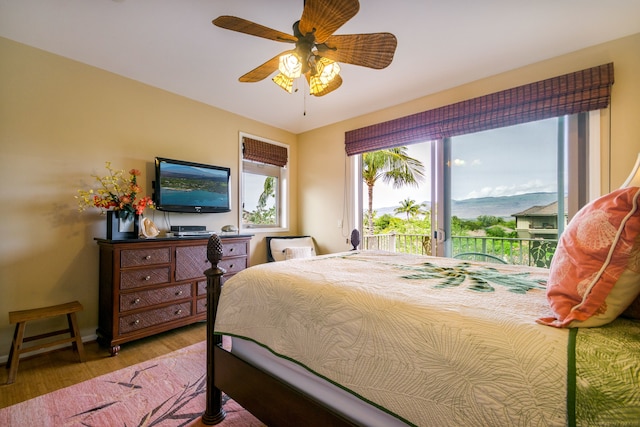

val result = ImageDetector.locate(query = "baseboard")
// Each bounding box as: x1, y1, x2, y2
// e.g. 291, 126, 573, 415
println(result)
0, 332, 98, 365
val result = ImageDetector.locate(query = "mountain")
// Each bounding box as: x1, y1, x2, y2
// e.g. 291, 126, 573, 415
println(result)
375, 192, 559, 220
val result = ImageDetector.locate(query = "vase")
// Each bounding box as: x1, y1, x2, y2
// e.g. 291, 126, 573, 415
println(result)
106, 211, 140, 240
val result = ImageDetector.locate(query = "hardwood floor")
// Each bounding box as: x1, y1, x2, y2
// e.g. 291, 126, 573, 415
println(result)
0, 321, 207, 409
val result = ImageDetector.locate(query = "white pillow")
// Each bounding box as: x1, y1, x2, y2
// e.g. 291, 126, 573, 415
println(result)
285, 246, 314, 260
270, 237, 315, 262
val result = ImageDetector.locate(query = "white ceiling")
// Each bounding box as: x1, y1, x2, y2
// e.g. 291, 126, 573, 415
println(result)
2, 0, 640, 134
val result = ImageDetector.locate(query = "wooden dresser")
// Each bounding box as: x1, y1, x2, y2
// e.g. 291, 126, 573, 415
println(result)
96, 235, 251, 355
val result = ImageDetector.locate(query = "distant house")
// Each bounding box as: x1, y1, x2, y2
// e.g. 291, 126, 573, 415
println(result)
512, 199, 568, 239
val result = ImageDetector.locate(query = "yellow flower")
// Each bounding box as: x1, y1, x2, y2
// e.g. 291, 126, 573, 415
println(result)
76, 162, 154, 218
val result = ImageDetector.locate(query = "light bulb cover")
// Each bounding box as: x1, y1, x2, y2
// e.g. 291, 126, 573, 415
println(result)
272, 73, 294, 93
278, 53, 302, 79
316, 57, 340, 84
309, 57, 340, 95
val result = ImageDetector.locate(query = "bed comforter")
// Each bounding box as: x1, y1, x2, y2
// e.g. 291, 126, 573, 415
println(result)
214, 251, 640, 426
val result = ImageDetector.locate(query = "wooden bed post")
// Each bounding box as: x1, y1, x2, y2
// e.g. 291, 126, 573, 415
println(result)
201, 234, 226, 425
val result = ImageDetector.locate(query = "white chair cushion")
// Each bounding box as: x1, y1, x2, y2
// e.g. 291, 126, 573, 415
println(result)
285, 246, 314, 260
270, 237, 315, 262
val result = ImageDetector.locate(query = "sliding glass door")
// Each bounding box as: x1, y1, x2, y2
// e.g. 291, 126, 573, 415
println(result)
433, 118, 562, 262
359, 113, 592, 267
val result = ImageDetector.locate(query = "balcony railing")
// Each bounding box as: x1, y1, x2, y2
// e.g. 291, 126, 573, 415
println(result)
363, 233, 558, 268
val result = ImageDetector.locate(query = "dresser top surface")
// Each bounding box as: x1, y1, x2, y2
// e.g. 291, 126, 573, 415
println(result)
95, 234, 253, 245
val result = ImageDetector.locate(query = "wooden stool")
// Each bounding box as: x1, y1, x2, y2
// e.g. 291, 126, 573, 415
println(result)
6, 301, 86, 384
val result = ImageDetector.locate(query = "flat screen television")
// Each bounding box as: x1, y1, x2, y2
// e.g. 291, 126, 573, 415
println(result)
154, 157, 231, 213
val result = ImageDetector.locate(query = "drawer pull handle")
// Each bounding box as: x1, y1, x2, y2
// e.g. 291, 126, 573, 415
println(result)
134, 319, 140, 325
134, 298, 141, 304
229, 248, 234, 252
229, 264, 234, 269
176, 290, 183, 296
145, 255, 151, 260
176, 309, 182, 315
144, 275, 151, 281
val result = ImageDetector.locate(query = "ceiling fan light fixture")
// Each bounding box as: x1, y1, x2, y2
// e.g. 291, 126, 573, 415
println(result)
272, 73, 294, 93
315, 57, 340, 85
214, 0, 396, 96
278, 53, 302, 79
309, 57, 340, 95
308, 74, 328, 95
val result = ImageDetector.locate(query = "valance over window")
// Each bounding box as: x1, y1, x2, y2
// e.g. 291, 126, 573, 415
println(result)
243, 136, 288, 167
345, 63, 614, 156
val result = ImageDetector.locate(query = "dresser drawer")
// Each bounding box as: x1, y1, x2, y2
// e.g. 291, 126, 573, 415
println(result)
196, 297, 207, 314
120, 284, 192, 312
197, 280, 207, 296
219, 257, 247, 275
175, 245, 209, 281
223, 241, 247, 258
119, 302, 192, 334
120, 267, 170, 290
121, 247, 171, 268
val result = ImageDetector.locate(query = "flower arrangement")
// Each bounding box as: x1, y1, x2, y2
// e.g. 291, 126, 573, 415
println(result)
76, 161, 154, 219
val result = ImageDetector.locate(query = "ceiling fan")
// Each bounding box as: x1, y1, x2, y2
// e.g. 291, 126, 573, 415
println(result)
212, 0, 397, 96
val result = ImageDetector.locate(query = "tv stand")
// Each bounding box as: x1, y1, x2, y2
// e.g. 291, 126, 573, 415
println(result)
95, 235, 251, 355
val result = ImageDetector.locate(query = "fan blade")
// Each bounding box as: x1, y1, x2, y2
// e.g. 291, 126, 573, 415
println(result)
239, 51, 292, 82
213, 16, 297, 43
305, 73, 343, 97
298, 0, 359, 43
317, 33, 397, 69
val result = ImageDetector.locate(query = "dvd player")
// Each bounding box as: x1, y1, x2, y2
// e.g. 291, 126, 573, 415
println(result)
171, 225, 207, 232
175, 230, 214, 237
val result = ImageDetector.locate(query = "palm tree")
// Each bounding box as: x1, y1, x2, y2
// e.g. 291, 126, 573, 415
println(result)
395, 198, 421, 221
362, 147, 425, 234
245, 176, 276, 225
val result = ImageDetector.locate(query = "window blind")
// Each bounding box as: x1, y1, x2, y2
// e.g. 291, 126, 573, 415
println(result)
345, 63, 614, 156
243, 137, 288, 167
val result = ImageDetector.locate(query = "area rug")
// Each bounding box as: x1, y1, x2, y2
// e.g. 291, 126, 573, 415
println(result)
0, 340, 265, 426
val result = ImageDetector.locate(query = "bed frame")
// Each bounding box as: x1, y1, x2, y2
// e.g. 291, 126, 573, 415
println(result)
202, 234, 358, 426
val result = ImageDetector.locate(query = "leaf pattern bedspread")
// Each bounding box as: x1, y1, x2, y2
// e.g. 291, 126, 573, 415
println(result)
214, 251, 640, 426
571, 319, 640, 426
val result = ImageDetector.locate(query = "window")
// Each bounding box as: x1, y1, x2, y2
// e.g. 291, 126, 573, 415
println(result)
431, 114, 593, 264
347, 64, 613, 266
239, 133, 289, 231
356, 114, 596, 268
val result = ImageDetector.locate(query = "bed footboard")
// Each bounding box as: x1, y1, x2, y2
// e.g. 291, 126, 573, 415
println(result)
202, 234, 358, 426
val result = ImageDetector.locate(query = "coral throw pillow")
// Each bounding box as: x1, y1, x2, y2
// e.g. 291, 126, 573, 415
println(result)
538, 187, 640, 328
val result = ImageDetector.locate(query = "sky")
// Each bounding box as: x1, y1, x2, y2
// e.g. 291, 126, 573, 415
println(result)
368, 118, 560, 209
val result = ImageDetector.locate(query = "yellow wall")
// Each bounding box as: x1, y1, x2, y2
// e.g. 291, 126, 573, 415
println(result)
1, 32, 639, 359
0, 37, 297, 357
298, 33, 640, 254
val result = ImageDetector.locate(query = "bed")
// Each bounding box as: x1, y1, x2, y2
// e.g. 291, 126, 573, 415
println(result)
202, 245, 640, 426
